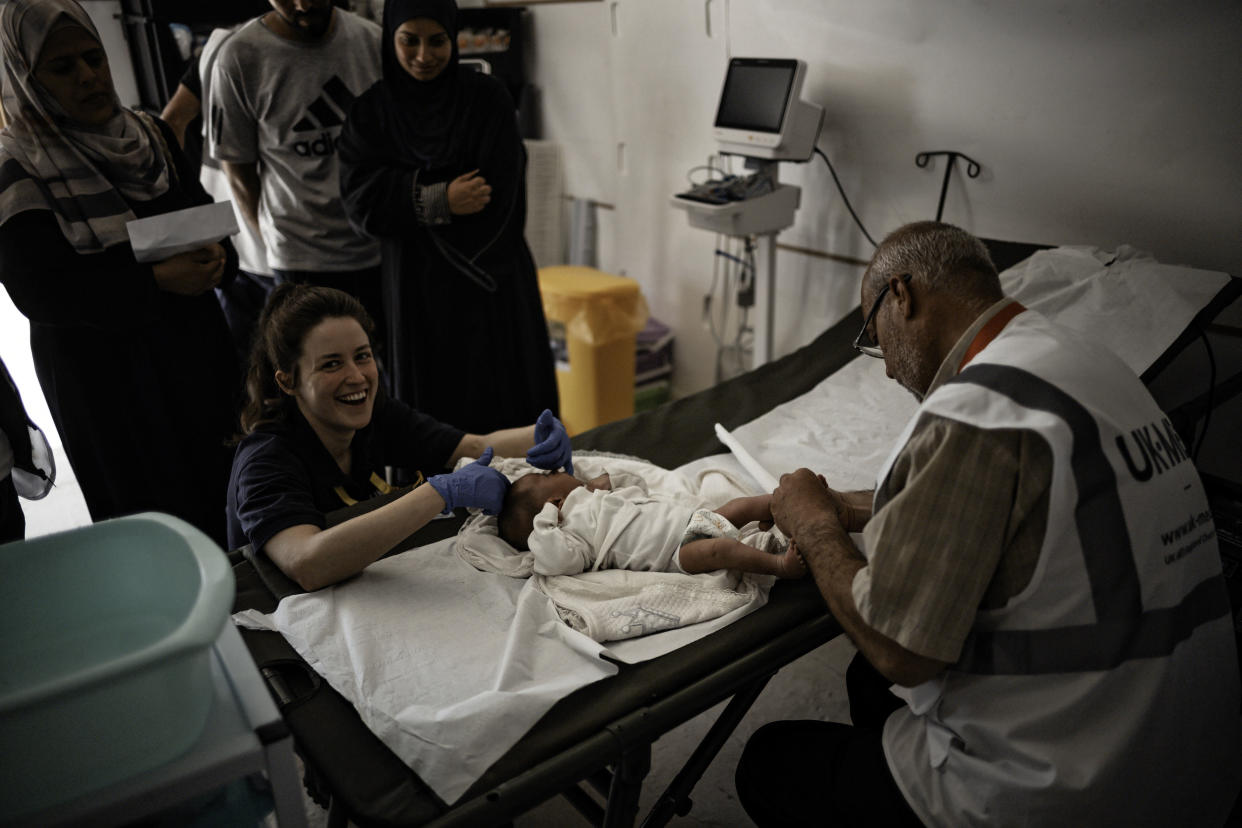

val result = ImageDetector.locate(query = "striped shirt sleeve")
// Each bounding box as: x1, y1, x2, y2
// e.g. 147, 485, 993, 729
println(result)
854, 414, 1051, 662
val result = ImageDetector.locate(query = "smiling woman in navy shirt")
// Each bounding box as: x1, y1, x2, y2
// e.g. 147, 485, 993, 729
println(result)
228, 283, 572, 590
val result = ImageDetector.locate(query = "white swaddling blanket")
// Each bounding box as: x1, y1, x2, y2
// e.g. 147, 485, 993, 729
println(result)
455, 454, 776, 644
233, 245, 1228, 805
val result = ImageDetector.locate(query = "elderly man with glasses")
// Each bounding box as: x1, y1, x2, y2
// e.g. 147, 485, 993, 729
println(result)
734, 221, 1239, 827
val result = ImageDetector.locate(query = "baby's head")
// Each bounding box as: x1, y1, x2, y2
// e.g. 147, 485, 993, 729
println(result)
498, 471, 584, 551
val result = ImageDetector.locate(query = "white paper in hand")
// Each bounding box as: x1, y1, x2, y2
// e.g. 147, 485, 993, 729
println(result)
126, 201, 239, 263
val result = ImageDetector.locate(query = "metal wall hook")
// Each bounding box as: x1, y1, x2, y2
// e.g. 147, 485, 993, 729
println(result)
915, 150, 982, 222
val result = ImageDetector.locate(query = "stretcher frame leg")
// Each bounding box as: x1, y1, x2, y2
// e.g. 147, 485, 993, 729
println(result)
640, 671, 774, 828
587, 769, 615, 799
561, 781, 606, 824
265, 737, 309, 828
602, 746, 651, 828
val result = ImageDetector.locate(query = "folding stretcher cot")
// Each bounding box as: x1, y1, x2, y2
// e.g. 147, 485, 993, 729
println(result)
228, 240, 1241, 828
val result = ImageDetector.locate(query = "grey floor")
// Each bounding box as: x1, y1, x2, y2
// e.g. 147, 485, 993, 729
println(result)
290, 634, 858, 828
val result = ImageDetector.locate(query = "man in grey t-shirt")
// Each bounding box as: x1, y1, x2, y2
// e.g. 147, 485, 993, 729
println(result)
206, 0, 384, 334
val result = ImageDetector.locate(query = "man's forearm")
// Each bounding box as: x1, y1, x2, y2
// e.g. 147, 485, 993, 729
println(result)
222, 160, 262, 236
774, 468, 944, 686
797, 514, 946, 687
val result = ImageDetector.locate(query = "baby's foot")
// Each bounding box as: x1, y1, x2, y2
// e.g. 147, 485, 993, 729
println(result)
778, 539, 808, 579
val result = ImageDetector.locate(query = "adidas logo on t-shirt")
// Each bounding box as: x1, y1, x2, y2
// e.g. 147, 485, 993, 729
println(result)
290, 75, 358, 157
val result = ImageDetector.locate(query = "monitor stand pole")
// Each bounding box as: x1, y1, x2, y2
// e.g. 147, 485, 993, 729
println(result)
751, 230, 779, 368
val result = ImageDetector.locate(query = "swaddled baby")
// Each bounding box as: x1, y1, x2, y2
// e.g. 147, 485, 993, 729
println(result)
497, 471, 805, 579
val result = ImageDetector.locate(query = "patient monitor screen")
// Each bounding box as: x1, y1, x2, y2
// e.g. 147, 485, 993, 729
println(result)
714, 59, 797, 133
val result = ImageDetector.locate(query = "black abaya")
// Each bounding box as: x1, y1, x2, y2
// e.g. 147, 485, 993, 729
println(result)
338, 8, 558, 435
0, 119, 240, 547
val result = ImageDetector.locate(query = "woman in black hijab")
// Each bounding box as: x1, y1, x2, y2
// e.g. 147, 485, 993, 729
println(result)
339, 0, 558, 435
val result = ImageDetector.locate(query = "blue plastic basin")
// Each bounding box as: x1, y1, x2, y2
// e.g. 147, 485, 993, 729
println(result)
0, 512, 234, 819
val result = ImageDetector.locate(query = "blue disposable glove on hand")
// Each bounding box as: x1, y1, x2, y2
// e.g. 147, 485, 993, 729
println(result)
427, 447, 509, 515
526, 409, 573, 474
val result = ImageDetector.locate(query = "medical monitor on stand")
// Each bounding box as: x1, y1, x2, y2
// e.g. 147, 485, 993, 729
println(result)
672, 57, 824, 367
712, 58, 822, 162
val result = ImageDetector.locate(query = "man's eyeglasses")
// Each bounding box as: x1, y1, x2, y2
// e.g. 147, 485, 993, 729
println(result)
853, 273, 912, 358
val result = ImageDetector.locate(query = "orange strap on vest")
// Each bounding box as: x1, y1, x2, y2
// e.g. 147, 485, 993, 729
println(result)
959, 301, 1027, 372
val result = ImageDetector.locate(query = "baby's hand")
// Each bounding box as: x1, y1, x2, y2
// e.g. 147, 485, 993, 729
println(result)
585, 472, 612, 492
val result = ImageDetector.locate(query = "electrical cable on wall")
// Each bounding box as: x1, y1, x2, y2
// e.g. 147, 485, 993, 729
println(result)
814, 146, 877, 248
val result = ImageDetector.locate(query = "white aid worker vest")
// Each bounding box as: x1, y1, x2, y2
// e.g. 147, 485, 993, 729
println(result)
876, 308, 1240, 827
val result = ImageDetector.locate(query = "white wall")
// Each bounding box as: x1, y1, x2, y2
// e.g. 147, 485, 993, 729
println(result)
526, 0, 1242, 398
82, 0, 140, 108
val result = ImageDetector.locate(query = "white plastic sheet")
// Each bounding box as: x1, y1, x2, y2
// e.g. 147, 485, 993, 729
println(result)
235, 545, 613, 803
1000, 246, 1227, 376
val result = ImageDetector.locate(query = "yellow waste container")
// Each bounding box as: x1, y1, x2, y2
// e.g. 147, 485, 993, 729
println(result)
538, 266, 649, 435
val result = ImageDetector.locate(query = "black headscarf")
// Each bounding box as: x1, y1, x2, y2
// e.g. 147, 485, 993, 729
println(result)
379, 0, 465, 167
341, 0, 520, 290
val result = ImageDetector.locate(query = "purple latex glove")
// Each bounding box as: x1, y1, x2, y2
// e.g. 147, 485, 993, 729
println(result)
427, 447, 509, 515
526, 409, 573, 474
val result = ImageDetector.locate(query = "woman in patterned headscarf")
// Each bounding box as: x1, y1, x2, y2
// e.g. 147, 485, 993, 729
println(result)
0, 0, 239, 547
338, 0, 558, 437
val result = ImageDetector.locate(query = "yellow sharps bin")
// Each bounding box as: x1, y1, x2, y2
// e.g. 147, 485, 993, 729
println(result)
538, 266, 649, 435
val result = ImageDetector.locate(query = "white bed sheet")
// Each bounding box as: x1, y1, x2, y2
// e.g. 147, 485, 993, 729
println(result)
233, 245, 1228, 805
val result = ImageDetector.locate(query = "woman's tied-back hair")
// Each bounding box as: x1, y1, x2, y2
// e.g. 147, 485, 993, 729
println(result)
863, 221, 1002, 307
238, 283, 377, 435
